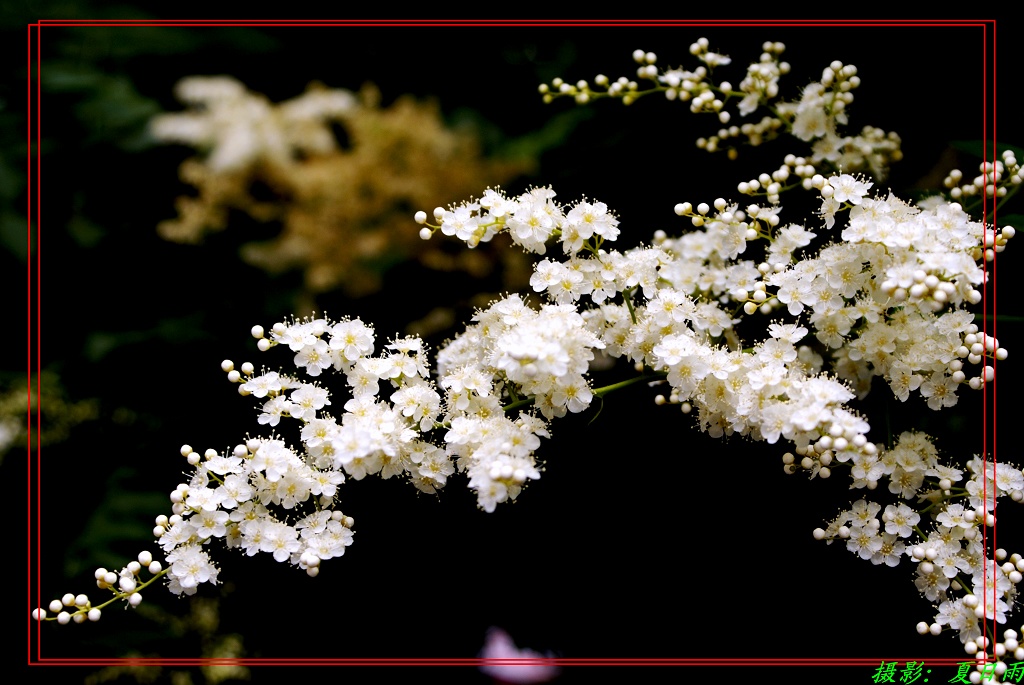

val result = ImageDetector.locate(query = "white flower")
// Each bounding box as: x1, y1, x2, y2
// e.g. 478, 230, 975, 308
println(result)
882, 503, 919, 538
935, 599, 969, 630
828, 174, 872, 204
440, 205, 481, 240
257, 395, 292, 427
918, 374, 959, 410
846, 525, 883, 560
289, 383, 330, 422
329, 319, 375, 365
870, 533, 906, 567
479, 187, 515, 218
193, 509, 230, 539
293, 339, 335, 377
259, 520, 301, 563
988, 461, 1024, 494
167, 545, 218, 591
240, 371, 283, 398
564, 200, 619, 244
791, 85, 830, 141
914, 565, 950, 602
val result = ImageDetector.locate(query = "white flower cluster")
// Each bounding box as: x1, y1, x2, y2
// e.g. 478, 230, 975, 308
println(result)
416, 186, 620, 253
814, 433, 1024, 647
416, 167, 1012, 457
666, 178, 1010, 410
245, 314, 557, 516
247, 305, 604, 513
421, 189, 877, 461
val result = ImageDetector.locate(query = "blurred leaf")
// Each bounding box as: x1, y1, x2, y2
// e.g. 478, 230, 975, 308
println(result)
42, 64, 162, 150
207, 27, 281, 54
0, 147, 24, 202
74, 77, 162, 149
56, 25, 205, 60
67, 215, 106, 247
996, 213, 1024, 228
65, 467, 167, 577
0, 213, 29, 261
949, 140, 1024, 161
496, 108, 593, 162
39, 62, 107, 93
55, 25, 280, 60
84, 331, 147, 362
83, 314, 212, 362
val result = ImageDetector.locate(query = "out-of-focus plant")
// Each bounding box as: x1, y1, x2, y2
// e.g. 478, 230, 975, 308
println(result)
83, 596, 249, 685
1, 371, 98, 463
150, 76, 536, 299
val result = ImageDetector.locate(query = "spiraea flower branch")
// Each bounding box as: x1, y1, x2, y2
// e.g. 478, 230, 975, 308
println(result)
35, 37, 1024, 671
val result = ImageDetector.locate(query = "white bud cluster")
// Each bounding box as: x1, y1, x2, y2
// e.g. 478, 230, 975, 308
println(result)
737, 156, 814, 199
539, 73, 640, 106
946, 151, 1023, 201
957, 329, 1008, 390
33, 550, 162, 624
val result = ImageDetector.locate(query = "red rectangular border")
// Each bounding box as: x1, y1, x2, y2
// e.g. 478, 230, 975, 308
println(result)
25, 17, 1002, 671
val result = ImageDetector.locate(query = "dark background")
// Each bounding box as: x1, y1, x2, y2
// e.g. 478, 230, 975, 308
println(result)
7, 10, 1020, 685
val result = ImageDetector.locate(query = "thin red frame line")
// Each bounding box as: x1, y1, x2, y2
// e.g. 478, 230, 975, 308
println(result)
982, 18, 991, 656
31, 18, 993, 25
32, 17, 991, 20
32, 19, 42, 666
30, 657, 987, 666
987, 18, 995, 651
981, 21, 996, 651
30, 22, 994, 29
988, 20, 995, 642
26, 21, 33, 666
979, 20, 988, 655
26, 18, 1001, 668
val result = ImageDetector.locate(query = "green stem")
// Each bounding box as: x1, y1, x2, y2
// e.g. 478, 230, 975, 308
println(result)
502, 371, 666, 414
988, 183, 1021, 223
503, 396, 536, 413
45, 567, 171, 621
623, 287, 638, 325
593, 372, 666, 398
